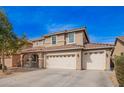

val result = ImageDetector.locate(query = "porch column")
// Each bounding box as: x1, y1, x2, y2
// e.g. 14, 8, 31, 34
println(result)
20, 54, 23, 67
76, 50, 82, 70
38, 53, 44, 69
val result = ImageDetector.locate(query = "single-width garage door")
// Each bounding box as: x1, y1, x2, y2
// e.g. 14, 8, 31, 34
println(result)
46, 54, 76, 69
83, 51, 106, 70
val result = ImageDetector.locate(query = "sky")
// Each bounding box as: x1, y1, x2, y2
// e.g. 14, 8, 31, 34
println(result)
1, 6, 124, 43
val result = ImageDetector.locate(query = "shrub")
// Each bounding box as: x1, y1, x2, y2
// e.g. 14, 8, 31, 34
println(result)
0, 64, 7, 70
115, 56, 124, 87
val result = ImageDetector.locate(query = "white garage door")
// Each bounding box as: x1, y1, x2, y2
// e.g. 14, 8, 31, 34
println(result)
83, 51, 106, 70
46, 54, 76, 69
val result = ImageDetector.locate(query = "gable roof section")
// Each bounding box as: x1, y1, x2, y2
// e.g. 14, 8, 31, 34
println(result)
116, 36, 124, 44
31, 27, 90, 43
111, 36, 124, 56
84, 43, 114, 50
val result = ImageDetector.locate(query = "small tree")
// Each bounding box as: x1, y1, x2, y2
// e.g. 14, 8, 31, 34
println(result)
0, 10, 28, 72
115, 55, 124, 87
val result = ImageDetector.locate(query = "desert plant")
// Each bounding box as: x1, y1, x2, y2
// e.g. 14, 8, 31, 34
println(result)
115, 55, 124, 87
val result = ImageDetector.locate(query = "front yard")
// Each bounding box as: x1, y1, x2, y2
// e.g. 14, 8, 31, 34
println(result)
0, 67, 39, 79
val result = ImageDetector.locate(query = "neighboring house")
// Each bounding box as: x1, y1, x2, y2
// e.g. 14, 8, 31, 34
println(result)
21, 27, 114, 70
112, 36, 124, 57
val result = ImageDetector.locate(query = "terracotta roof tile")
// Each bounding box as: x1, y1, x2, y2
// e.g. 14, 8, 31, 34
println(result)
42, 44, 83, 52
21, 44, 83, 53
84, 43, 114, 50
21, 47, 43, 53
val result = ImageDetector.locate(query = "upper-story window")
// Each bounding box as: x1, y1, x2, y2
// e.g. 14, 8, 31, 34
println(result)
38, 41, 43, 45
52, 35, 56, 45
68, 32, 75, 43
33, 40, 43, 47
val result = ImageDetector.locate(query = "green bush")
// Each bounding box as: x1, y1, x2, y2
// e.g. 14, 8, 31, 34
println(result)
115, 56, 124, 87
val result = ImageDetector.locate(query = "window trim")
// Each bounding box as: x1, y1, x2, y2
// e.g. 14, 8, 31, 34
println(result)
67, 32, 75, 44
51, 35, 57, 45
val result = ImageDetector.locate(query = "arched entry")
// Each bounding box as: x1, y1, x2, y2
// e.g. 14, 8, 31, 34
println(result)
22, 53, 39, 68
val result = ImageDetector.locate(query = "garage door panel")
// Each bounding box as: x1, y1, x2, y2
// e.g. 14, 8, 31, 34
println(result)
83, 51, 106, 70
46, 54, 76, 69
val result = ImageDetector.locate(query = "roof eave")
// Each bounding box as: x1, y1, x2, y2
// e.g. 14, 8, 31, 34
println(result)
84, 46, 114, 50
43, 47, 84, 52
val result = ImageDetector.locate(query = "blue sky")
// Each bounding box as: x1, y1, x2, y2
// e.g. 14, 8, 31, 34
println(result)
1, 6, 124, 43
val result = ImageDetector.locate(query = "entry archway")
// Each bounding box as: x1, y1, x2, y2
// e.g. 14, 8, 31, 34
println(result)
22, 53, 39, 68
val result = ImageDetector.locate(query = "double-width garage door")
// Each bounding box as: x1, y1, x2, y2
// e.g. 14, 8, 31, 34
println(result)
83, 50, 106, 70
46, 54, 76, 69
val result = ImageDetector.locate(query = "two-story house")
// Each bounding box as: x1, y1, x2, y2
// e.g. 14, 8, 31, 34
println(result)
21, 27, 114, 70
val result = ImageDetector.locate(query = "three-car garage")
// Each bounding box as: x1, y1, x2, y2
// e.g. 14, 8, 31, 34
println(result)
44, 49, 111, 70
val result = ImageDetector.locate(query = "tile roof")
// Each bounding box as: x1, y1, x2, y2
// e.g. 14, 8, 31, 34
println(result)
21, 43, 114, 53
42, 44, 83, 52
21, 44, 84, 53
21, 46, 43, 53
84, 43, 114, 50
117, 36, 124, 43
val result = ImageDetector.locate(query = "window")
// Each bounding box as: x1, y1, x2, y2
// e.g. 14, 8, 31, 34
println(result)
121, 52, 124, 56
52, 35, 56, 44
38, 41, 43, 45
68, 32, 75, 43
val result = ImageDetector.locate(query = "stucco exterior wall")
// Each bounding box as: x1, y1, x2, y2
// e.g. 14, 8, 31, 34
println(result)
38, 53, 44, 68
34, 30, 85, 47
56, 34, 65, 46
113, 40, 124, 56
4, 57, 12, 68
44, 36, 51, 47
12, 54, 21, 67
106, 49, 112, 70
75, 31, 83, 45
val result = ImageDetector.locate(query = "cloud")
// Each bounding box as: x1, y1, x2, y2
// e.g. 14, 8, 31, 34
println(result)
46, 23, 79, 33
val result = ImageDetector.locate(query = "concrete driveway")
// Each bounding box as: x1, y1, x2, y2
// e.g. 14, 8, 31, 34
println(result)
0, 69, 114, 87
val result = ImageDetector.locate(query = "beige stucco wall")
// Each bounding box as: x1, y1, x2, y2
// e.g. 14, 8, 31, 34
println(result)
34, 31, 85, 47
0, 55, 22, 68
38, 53, 44, 69
44, 49, 82, 70
83, 32, 88, 44
4, 57, 12, 68
106, 49, 112, 70
75, 31, 83, 45
44, 36, 51, 47
12, 54, 21, 67
56, 34, 65, 46
113, 40, 124, 56
44, 34, 65, 47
